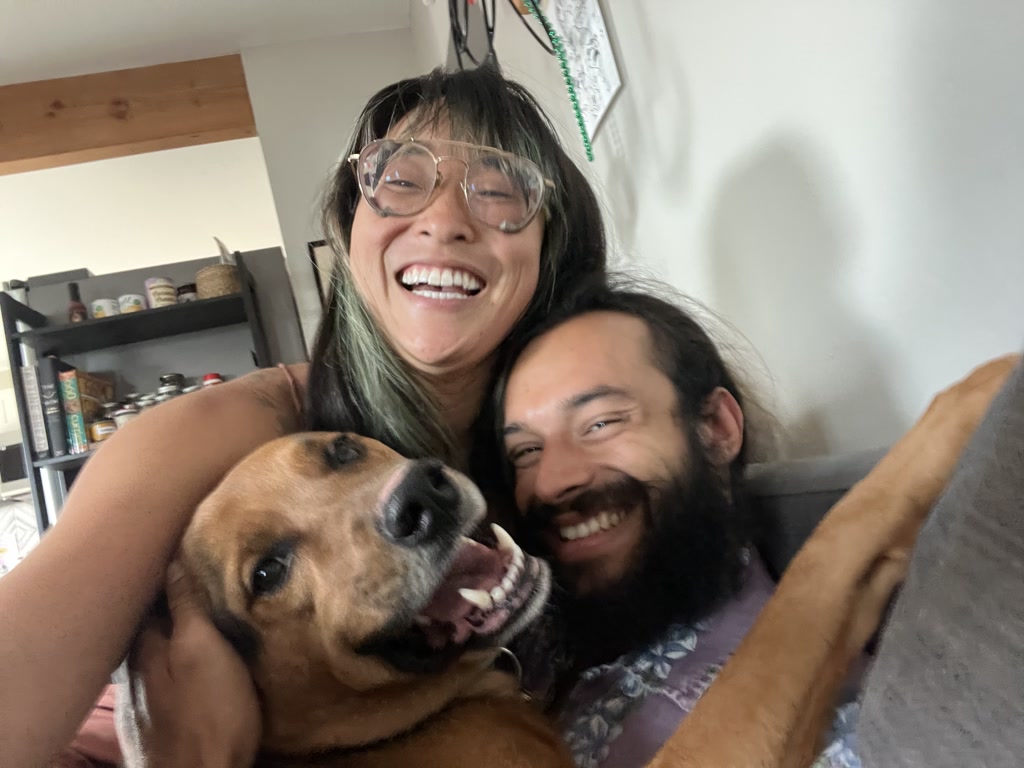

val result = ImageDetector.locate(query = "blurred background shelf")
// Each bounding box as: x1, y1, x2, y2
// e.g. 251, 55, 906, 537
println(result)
0, 250, 282, 534
32, 450, 96, 471
12, 294, 246, 356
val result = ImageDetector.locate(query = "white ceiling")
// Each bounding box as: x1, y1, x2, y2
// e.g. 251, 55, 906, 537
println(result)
0, 0, 411, 86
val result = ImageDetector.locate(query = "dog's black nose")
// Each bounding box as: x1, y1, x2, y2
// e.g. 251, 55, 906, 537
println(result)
380, 459, 460, 547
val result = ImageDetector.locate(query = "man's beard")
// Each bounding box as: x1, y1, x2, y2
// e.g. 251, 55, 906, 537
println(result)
519, 447, 753, 672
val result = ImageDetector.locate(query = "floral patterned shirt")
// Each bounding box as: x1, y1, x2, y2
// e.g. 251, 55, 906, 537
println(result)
556, 558, 861, 768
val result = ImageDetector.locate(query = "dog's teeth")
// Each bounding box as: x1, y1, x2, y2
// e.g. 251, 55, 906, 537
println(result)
490, 585, 507, 604
491, 523, 516, 553
461, 535, 477, 548
501, 576, 514, 593
414, 615, 431, 627
459, 588, 494, 611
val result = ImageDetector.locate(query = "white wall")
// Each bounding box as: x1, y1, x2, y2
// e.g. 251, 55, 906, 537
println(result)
241, 27, 423, 348
0, 138, 284, 284
412, 0, 452, 70
466, 0, 1024, 458
0, 136, 285, 441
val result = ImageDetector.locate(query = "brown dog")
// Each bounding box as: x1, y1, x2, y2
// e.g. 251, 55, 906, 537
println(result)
121, 431, 571, 768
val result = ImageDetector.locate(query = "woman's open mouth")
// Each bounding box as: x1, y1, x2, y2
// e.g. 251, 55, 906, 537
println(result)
397, 265, 485, 300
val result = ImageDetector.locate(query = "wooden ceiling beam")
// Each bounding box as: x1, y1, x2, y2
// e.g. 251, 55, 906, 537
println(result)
0, 55, 256, 176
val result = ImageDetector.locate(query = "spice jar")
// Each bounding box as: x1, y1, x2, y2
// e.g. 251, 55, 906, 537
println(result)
112, 405, 139, 428
90, 298, 120, 318
118, 294, 146, 313
176, 283, 198, 303
202, 373, 224, 386
144, 277, 177, 309
159, 373, 186, 389
89, 420, 117, 443
68, 282, 88, 323
157, 384, 182, 399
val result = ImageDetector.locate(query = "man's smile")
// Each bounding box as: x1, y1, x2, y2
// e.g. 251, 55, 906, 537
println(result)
545, 505, 645, 567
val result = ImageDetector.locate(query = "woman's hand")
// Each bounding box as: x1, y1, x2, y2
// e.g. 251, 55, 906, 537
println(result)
124, 561, 261, 768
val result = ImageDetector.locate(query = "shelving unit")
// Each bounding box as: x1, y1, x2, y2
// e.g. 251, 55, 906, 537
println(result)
32, 449, 96, 471
1, 252, 270, 533
11, 295, 247, 356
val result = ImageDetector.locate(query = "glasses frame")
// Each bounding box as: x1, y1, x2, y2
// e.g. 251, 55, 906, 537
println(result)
348, 138, 556, 233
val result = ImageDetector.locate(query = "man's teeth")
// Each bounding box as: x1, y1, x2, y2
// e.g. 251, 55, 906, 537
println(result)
559, 511, 625, 541
399, 266, 483, 292
457, 524, 525, 614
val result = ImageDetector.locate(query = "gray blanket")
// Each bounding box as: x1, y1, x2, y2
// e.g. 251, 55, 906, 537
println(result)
858, 357, 1024, 767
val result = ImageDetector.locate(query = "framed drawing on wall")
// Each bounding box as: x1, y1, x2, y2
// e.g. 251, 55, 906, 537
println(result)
307, 240, 334, 306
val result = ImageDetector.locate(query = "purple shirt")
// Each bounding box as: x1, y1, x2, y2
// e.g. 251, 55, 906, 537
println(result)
555, 557, 861, 767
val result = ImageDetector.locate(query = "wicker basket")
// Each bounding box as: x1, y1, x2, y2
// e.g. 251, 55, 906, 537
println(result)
195, 264, 241, 299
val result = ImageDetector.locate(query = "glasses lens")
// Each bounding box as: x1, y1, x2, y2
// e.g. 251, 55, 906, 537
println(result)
358, 141, 435, 216
466, 154, 545, 232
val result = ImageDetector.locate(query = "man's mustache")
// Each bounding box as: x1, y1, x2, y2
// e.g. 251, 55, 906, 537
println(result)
524, 474, 655, 528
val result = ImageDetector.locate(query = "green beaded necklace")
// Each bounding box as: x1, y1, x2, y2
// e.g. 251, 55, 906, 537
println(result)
522, 0, 595, 161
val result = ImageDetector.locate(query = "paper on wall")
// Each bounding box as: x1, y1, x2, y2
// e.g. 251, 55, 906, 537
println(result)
549, 0, 622, 139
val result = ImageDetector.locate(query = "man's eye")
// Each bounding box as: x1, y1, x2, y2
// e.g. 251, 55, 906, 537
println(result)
587, 418, 619, 433
508, 445, 541, 465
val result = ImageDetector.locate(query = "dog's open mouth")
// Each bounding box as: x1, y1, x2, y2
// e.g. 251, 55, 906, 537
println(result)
414, 524, 546, 650
361, 523, 550, 675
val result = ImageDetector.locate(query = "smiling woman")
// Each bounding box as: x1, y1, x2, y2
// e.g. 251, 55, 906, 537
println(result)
311, 66, 607, 468
0, 64, 608, 768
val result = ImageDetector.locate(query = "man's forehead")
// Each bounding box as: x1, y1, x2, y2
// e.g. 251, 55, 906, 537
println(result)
516, 313, 653, 377
504, 313, 657, 423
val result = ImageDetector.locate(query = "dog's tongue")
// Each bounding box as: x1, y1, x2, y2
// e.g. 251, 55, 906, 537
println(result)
418, 539, 511, 647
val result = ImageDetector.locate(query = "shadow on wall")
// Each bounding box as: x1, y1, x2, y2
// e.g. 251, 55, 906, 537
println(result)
708, 138, 901, 459
591, 1, 693, 266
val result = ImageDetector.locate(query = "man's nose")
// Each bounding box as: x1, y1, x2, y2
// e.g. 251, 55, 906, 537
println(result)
414, 162, 476, 242
530, 440, 595, 507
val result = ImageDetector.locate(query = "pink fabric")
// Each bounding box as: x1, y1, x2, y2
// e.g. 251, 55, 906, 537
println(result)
50, 685, 121, 768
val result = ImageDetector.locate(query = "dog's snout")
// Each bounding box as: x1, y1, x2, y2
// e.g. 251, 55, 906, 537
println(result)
380, 460, 460, 547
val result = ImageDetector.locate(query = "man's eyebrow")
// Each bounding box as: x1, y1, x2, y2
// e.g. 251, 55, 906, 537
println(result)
503, 385, 633, 437
567, 385, 632, 410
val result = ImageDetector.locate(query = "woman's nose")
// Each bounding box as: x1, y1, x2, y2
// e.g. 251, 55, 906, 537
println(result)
414, 164, 477, 242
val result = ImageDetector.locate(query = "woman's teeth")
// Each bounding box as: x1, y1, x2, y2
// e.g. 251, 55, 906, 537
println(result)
559, 511, 625, 542
399, 266, 483, 298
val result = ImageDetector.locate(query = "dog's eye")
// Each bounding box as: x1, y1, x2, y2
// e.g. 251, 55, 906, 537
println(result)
251, 553, 293, 597
324, 434, 365, 469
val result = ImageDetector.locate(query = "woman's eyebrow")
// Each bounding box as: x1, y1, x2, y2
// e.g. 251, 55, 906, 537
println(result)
503, 385, 633, 437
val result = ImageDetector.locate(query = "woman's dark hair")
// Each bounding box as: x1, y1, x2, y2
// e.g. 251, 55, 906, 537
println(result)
306, 65, 607, 467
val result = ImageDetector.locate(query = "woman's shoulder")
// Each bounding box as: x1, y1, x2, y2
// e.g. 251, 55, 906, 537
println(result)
215, 363, 310, 433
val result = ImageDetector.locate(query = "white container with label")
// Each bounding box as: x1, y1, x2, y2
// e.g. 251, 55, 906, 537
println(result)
144, 277, 177, 308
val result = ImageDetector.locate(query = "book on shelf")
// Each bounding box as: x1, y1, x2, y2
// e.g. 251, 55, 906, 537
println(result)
36, 356, 73, 458
19, 364, 49, 459
58, 368, 113, 455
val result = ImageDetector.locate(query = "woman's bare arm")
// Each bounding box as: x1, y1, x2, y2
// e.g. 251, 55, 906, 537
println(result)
0, 363, 308, 768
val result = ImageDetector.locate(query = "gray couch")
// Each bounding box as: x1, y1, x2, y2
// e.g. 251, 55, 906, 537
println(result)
746, 448, 887, 579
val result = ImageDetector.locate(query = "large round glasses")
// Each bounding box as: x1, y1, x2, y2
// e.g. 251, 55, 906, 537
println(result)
349, 138, 555, 234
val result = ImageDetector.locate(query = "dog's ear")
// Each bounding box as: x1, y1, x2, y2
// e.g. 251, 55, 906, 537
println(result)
211, 609, 262, 666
